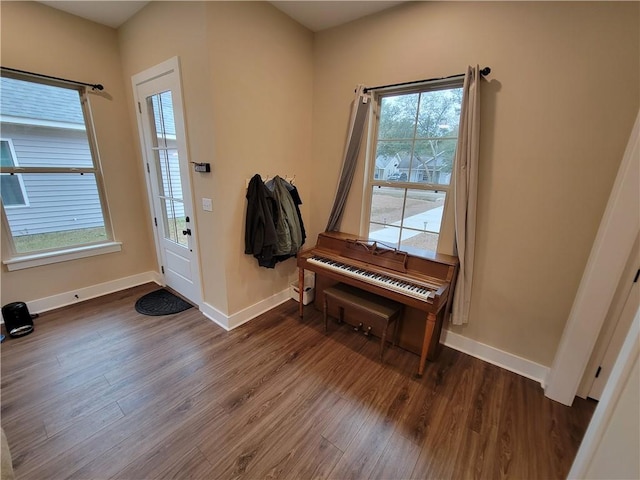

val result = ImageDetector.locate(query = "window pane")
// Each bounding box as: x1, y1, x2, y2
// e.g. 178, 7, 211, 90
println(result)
412, 139, 456, 185
416, 88, 462, 138
157, 149, 183, 200
0, 77, 93, 168
400, 231, 440, 251
375, 141, 412, 182
0, 175, 25, 205
162, 198, 187, 247
378, 94, 419, 139
401, 189, 446, 234
1, 141, 14, 167
399, 189, 446, 251
369, 224, 401, 248
368, 187, 446, 252
369, 186, 405, 226
4, 173, 107, 253
150, 91, 175, 148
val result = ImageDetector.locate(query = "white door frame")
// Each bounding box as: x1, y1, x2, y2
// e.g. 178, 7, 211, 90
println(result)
132, 57, 202, 307
568, 309, 639, 478
580, 235, 639, 400
545, 110, 639, 405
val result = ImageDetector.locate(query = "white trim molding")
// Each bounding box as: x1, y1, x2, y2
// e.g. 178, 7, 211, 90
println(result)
24, 270, 161, 314
441, 328, 550, 387
0, 115, 87, 131
3, 241, 122, 271
545, 111, 640, 406
200, 288, 292, 331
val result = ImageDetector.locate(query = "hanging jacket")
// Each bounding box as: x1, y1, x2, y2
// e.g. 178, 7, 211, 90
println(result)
285, 183, 306, 247
244, 174, 278, 268
267, 176, 302, 256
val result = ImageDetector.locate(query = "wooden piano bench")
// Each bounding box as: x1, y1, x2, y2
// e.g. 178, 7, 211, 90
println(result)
323, 283, 402, 362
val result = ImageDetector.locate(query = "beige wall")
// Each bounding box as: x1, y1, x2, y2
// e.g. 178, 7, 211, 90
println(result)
311, 1, 640, 366
0, 2, 154, 304
118, 1, 313, 315
204, 2, 313, 313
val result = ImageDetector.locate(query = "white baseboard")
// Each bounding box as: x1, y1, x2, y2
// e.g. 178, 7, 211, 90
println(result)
25, 271, 161, 315
199, 302, 231, 330
441, 328, 550, 388
200, 288, 292, 331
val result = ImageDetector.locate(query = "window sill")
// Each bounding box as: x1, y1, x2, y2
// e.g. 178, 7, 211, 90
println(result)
3, 241, 122, 271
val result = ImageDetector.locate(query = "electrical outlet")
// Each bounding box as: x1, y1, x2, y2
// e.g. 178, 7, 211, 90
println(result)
202, 198, 213, 212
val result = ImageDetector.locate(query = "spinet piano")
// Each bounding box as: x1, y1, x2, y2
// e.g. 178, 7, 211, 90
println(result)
297, 231, 459, 377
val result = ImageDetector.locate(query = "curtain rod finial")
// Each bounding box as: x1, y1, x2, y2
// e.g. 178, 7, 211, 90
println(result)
480, 67, 491, 76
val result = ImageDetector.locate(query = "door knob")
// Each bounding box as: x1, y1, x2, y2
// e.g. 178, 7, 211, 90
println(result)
182, 228, 192, 236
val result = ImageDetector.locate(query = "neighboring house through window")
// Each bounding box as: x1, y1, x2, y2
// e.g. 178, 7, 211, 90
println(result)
0, 74, 118, 268
363, 79, 463, 253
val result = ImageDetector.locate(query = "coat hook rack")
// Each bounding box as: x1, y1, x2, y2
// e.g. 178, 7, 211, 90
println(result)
245, 174, 296, 188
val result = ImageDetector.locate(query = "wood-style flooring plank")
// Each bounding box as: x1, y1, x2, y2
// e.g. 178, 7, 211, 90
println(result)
277, 435, 343, 480
231, 385, 344, 480
107, 395, 227, 480
10, 401, 125, 475
157, 447, 214, 480
327, 353, 417, 480
0, 285, 596, 480
369, 431, 421, 480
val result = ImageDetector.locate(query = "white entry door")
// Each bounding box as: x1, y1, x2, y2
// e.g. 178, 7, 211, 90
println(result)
132, 57, 202, 306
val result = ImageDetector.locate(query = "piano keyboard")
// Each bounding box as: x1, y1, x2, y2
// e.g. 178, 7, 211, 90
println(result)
307, 255, 436, 302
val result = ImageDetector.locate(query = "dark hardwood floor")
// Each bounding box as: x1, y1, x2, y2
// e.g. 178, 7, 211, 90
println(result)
1, 283, 595, 479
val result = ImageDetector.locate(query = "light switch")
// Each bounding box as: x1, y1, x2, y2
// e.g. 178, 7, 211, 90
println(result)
202, 198, 213, 211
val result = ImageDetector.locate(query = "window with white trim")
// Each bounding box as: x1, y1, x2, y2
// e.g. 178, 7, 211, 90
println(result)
0, 74, 116, 262
363, 79, 463, 253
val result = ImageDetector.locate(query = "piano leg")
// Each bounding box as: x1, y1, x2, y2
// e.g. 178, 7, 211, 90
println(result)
418, 312, 437, 377
298, 267, 305, 318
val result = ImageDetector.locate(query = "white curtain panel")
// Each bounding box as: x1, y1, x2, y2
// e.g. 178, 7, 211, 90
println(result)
452, 65, 481, 325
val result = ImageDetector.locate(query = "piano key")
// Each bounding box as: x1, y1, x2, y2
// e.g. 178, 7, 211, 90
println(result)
307, 255, 435, 302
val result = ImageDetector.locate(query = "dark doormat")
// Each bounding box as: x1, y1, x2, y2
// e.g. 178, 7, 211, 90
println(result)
135, 288, 193, 316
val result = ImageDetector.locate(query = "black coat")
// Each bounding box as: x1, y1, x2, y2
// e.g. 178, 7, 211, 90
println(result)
244, 174, 278, 268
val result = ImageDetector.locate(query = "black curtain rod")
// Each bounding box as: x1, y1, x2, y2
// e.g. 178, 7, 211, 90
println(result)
0, 66, 104, 91
363, 66, 491, 94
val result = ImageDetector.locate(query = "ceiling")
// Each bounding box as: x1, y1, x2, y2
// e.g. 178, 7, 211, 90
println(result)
38, 1, 149, 29
37, 1, 405, 31
270, 1, 404, 32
